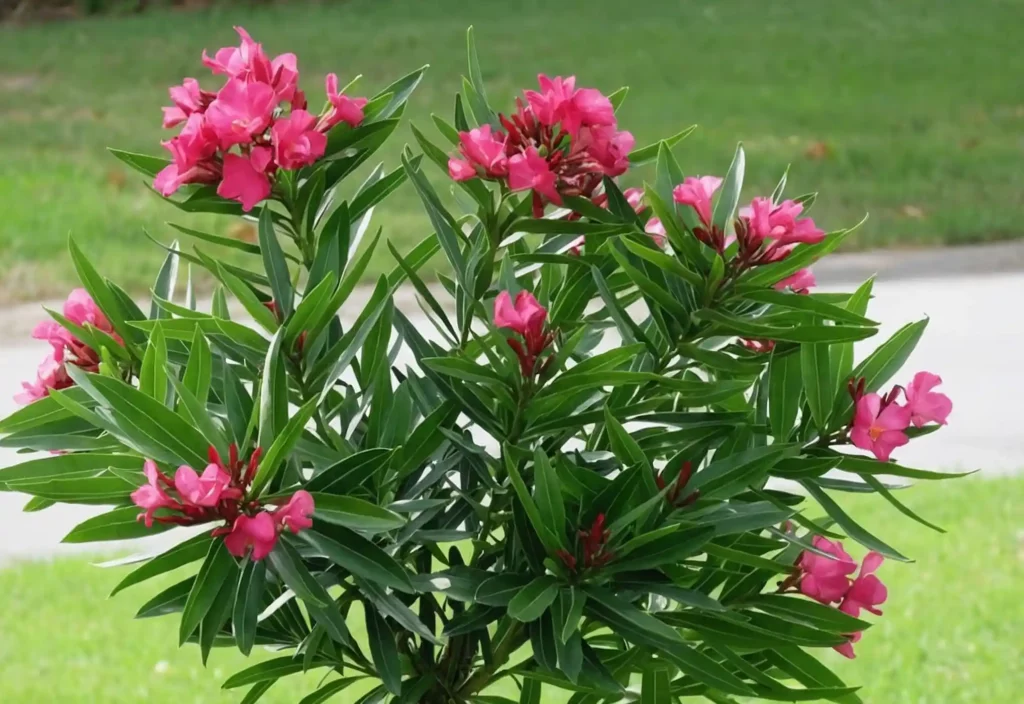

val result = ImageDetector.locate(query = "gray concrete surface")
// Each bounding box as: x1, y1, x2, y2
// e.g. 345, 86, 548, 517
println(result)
1, 242, 1021, 564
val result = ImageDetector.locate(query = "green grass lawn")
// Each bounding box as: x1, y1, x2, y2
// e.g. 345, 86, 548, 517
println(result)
1, 0, 1023, 302
0, 476, 1020, 703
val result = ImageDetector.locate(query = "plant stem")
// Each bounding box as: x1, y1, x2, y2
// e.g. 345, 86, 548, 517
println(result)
457, 621, 526, 697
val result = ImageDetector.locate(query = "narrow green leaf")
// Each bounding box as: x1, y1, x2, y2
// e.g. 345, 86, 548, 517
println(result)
801, 480, 910, 561
712, 144, 745, 232
233, 559, 266, 656
509, 576, 558, 623
365, 604, 402, 695
311, 493, 406, 533
259, 206, 294, 318
179, 540, 237, 644
251, 397, 319, 496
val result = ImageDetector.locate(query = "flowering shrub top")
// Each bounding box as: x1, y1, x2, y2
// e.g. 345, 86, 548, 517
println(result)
0, 27, 965, 704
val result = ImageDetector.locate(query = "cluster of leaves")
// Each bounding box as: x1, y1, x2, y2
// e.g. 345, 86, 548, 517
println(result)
0, 29, 964, 704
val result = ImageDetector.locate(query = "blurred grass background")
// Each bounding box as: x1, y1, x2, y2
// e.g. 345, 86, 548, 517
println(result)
0, 0, 1023, 302
1, 476, 1020, 702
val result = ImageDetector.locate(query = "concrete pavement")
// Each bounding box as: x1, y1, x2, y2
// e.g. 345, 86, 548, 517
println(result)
2, 242, 1022, 564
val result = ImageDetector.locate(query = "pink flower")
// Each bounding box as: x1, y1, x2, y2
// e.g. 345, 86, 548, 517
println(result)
508, 147, 561, 206
904, 372, 952, 427
224, 512, 278, 561
839, 551, 887, 618
270, 52, 300, 103
203, 26, 274, 84
525, 74, 615, 135
276, 490, 315, 534
579, 125, 634, 177
742, 197, 825, 247
775, 268, 816, 294
154, 113, 219, 196
798, 536, 858, 604
174, 463, 231, 508
63, 288, 113, 333
645, 217, 667, 248
624, 187, 645, 211
14, 356, 71, 405
319, 73, 368, 131
850, 393, 912, 462
205, 78, 277, 149
449, 125, 508, 181
673, 176, 723, 226
494, 290, 547, 339
162, 78, 211, 129
131, 460, 179, 528
833, 631, 862, 660
272, 109, 327, 170
217, 147, 273, 212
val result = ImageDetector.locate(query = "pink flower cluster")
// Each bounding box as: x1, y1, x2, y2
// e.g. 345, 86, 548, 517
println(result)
849, 372, 952, 461
131, 443, 313, 561
794, 536, 888, 659
16, 289, 120, 404
448, 74, 634, 216
154, 27, 368, 211
493, 290, 555, 378
673, 176, 825, 266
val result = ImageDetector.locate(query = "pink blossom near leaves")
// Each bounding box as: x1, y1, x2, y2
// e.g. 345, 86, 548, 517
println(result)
850, 393, 912, 461
645, 217, 667, 248
202, 26, 274, 84
271, 109, 327, 169
623, 187, 645, 211
224, 512, 278, 561
672, 176, 723, 226
775, 268, 816, 294
276, 490, 315, 534
508, 147, 562, 205
449, 125, 508, 180
741, 197, 825, 247
217, 148, 273, 212
839, 551, 888, 618
162, 78, 207, 129
205, 78, 277, 149
131, 460, 179, 528
174, 463, 232, 508
832, 630, 862, 659
578, 124, 635, 176
494, 291, 547, 339
798, 535, 858, 604
270, 52, 300, 102
904, 371, 952, 427
13, 356, 71, 405
320, 73, 369, 130
524, 74, 615, 135
154, 113, 219, 196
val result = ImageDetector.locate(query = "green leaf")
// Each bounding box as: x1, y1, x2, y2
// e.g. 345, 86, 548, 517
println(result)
180, 326, 213, 406
232, 558, 266, 656
66, 366, 209, 467
629, 125, 697, 166
307, 447, 394, 494
110, 533, 213, 596
150, 240, 180, 319
214, 260, 278, 332
199, 568, 237, 664
251, 397, 319, 496
222, 656, 328, 689
503, 448, 560, 553
532, 448, 566, 545
465, 26, 495, 126
311, 493, 406, 533
401, 151, 465, 282
741, 289, 877, 326
68, 235, 135, 351
712, 143, 745, 233
265, 540, 328, 608
801, 480, 910, 561
695, 309, 876, 343
109, 148, 169, 177
641, 669, 671, 704
831, 319, 928, 428
606, 526, 713, 573
508, 576, 558, 622
690, 445, 795, 498
167, 222, 263, 256
474, 573, 533, 606
365, 603, 402, 695
258, 328, 288, 450
768, 350, 802, 441
298, 678, 363, 704
63, 506, 171, 544
831, 278, 874, 404
258, 206, 294, 318
168, 375, 226, 454
179, 540, 237, 644
136, 576, 194, 619
801, 329, 832, 432
422, 356, 507, 386
859, 474, 945, 532
300, 526, 414, 593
